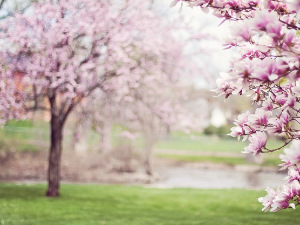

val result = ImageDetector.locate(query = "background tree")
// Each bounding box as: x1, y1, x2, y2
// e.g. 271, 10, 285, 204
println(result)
0, 0, 192, 196
71, 3, 207, 176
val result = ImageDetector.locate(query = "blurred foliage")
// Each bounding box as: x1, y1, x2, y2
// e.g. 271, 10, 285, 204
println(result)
5, 119, 33, 127
0, 120, 286, 159
0, 120, 49, 153
203, 124, 232, 138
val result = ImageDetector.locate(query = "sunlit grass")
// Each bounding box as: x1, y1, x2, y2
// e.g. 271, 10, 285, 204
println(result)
0, 183, 299, 225
0, 120, 286, 167
0, 120, 49, 152
155, 136, 283, 153
156, 154, 282, 167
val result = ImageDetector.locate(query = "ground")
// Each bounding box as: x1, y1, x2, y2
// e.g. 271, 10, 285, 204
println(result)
0, 150, 153, 184
0, 149, 283, 190
1, 183, 300, 225
0, 127, 294, 224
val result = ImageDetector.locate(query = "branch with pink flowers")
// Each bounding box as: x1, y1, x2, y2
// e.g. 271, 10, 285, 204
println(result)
174, 0, 300, 212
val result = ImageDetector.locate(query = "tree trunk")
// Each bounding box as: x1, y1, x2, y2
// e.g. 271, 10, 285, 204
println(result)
46, 114, 63, 197
144, 135, 154, 176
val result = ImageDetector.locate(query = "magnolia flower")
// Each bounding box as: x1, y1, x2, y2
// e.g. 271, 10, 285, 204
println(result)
258, 187, 277, 212
275, 93, 287, 106
243, 132, 267, 155
233, 111, 251, 127
284, 167, 300, 183
262, 99, 274, 111
250, 10, 278, 34
214, 74, 235, 98
284, 94, 295, 108
229, 21, 252, 42
280, 111, 290, 125
229, 126, 244, 138
252, 58, 288, 81
266, 20, 283, 40
290, 0, 300, 11
232, 58, 256, 79
259, 180, 300, 212
281, 140, 300, 166
279, 157, 292, 170
248, 108, 272, 128
267, 118, 284, 134
170, 0, 180, 7
283, 30, 296, 48
290, 179, 300, 196
291, 85, 300, 97
270, 185, 293, 212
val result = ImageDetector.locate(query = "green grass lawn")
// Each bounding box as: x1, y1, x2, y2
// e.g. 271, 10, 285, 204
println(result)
0, 120, 49, 152
0, 120, 285, 154
156, 154, 282, 167
155, 136, 283, 153
0, 183, 299, 225
0, 120, 286, 168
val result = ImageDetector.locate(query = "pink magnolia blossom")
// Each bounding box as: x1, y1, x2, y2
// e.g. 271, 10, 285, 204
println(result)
284, 167, 300, 183
267, 118, 284, 134
258, 187, 277, 212
281, 140, 300, 166
250, 10, 278, 34
279, 158, 292, 171
290, 179, 300, 196
280, 111, 290, 125
252, 58, 289, 81
270, 185, 293, 212
242, 132, 267, 155
262, 99, 274, 111
248, 108, 272, 128
259, 180, 300, 212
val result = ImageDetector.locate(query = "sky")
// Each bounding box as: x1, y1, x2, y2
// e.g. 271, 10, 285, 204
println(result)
166, 1, 235, 88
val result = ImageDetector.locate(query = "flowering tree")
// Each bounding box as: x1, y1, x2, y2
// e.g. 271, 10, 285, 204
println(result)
173, 0, 300, 211
0, 0, 186, 196
72, 4, 205, 176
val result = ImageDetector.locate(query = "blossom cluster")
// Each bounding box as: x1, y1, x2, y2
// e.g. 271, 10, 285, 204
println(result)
259, 141, 300, 212
0, 0, 197, 128
175, 0, 300, 211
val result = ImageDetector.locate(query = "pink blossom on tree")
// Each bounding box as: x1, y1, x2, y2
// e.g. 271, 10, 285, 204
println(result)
0, 0, 194, 196
242, 132, 267, 155
73, 17, 206, 175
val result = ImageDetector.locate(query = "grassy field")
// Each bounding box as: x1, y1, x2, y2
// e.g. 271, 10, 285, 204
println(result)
0, 183, 299, 225
0, 120, 285, 154
155, 136, 284, 153
156, 154, 282, 167
0, 120, 286, 167
0, 120, 49, 152
155, 134, 284, 167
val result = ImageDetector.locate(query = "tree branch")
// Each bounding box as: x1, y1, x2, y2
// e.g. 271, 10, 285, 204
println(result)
0, 0, 5, 10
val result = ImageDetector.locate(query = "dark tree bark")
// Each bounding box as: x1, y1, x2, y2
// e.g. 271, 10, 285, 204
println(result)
46, 95, 65, 197
46, 113, 63, 196
44, 88, 85, 196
